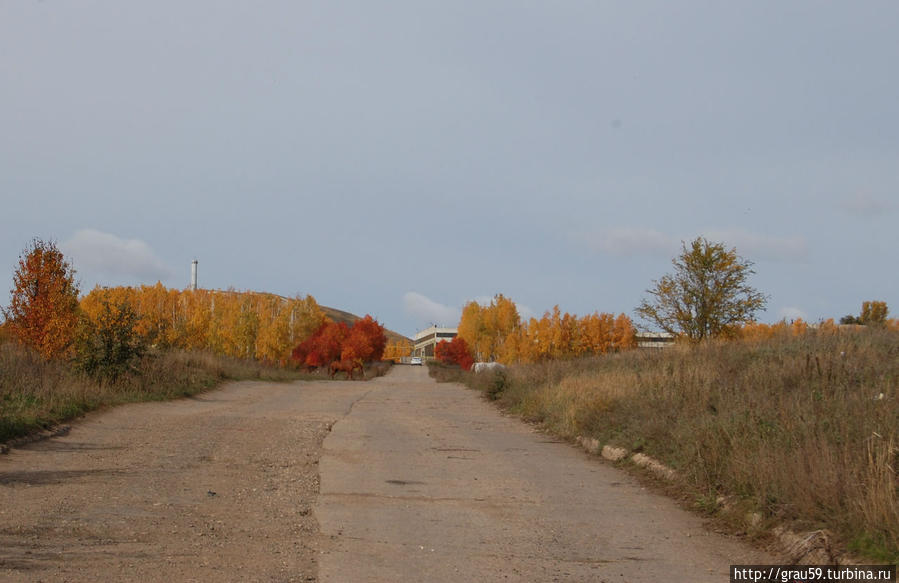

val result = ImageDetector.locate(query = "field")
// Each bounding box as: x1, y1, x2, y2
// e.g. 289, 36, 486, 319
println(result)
430, 328, 899, 563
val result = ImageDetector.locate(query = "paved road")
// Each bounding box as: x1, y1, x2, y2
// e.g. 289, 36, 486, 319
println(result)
0, 380, 350, 582
316, 365, 774, 582
1, 366, 774, 582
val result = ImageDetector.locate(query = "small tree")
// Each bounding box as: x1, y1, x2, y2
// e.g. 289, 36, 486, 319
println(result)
3, 239, 80, 358
636, 237, 767, 342
435, 337, 474, 370
859, 301, 888, 325
75, 299, 145, 382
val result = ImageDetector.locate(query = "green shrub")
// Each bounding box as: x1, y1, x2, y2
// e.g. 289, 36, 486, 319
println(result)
74, 300, 145, 383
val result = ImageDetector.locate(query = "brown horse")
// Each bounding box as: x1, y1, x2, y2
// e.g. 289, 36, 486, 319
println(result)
329, 359, 364, 380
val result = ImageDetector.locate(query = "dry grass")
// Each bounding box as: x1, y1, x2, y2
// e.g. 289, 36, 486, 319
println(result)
0, 343, 313, 442
433, 329, 899, 563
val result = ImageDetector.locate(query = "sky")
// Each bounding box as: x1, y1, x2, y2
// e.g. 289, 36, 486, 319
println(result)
2, 1, 897, 338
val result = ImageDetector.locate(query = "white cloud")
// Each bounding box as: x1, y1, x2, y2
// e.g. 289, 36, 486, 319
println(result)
839, 193, 894, 217
777, 306, 808, 321
62, 229, 173, 281
700, 229, 809, 262
403, 292, 461, 328
580, 228, 677, 257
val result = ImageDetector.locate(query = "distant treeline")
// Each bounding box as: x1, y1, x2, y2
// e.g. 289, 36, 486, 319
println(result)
81, 284, 325, 364
457, 294, 637, 364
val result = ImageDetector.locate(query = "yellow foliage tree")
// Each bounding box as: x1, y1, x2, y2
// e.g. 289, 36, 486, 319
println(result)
383, 339, 413, 363
79, 285, 324, 364
860, 301, 889, 325
4, 239, 80, 358
458, 301, 486, 360
455, 293, 636, 364
457, 294, 520, 362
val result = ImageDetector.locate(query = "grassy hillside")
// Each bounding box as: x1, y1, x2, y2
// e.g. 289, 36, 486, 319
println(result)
431, 328, 899, 563
320, 304, 410, 344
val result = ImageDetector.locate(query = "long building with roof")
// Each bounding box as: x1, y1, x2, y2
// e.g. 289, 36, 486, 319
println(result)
412, 325, 458, 359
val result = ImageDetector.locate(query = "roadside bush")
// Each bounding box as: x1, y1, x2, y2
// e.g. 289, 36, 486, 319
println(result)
435, 337, 474, 370
480, 370, 508, 401
74, 300, 145, 383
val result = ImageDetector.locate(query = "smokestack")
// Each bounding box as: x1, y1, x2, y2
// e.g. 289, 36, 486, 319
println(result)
190, 259, 198, 291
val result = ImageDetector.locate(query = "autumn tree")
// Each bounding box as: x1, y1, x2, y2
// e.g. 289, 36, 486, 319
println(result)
291, 321, 348, 368
383, 339, 412, 362
3, 239, 80, 358
611, 313, 636, 350
636, 237, 767, 342
457, 301, 486, 359
435, 336, 474, 370
859, 301, 889, 326
291, 315, 386, 368
75, 298, 145, 382
340, 315, 387, 362
79, 285, 325, 364
457, 294, 520, 361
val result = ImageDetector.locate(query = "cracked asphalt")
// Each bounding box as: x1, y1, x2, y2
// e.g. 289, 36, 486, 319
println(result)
0, 379, 348, 582
1, 366, 774, 582
315, 366, 775, 582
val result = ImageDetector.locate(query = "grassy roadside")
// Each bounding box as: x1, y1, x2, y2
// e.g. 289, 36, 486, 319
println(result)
429, 329, 899, 563
0, 342, 324, 443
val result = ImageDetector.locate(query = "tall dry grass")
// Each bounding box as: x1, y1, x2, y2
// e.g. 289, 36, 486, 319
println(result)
436, 328, 899, 562
0, 343, 311, 442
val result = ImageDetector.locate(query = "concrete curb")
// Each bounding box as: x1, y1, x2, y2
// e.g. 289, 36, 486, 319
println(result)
631, 452, 677, 480
601, 445, 628, 462
575, 435, 677, 480
773, 526, 840, 565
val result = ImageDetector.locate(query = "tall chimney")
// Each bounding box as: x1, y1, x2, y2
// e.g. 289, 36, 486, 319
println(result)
190, 259, 198, 291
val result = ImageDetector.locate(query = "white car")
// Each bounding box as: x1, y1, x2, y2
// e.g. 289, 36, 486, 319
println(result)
410, 357, 423, 365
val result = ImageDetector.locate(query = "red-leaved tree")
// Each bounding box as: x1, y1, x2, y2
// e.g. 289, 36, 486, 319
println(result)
291, 315, 387, 368
435, 336, 473, 370
291, 321, 348, 368
341, 315, 386, 362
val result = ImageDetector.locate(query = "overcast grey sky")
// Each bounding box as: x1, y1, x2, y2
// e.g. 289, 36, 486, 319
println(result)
2, 1, 897, 337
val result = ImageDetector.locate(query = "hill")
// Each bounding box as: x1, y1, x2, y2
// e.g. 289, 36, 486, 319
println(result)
321, 305, 410, 344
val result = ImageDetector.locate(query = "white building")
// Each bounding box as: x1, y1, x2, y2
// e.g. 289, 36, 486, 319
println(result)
412, 326, 458, 359
635, 331, 676, 348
